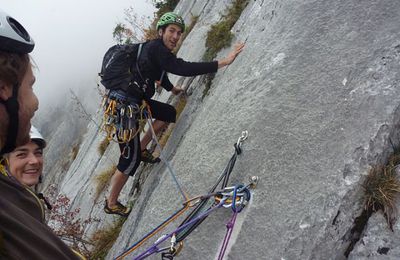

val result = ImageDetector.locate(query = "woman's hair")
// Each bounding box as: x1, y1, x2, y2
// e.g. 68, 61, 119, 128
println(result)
0, 51, 30, 86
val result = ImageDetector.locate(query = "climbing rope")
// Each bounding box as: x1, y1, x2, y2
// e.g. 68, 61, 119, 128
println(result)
114, 131, 256, 260
137, 185, 252, 260
132, 199, 228, 260
114, 205, 190, 260
143, 108, 189, 202
172, 131, 249, 245
217, 184, 250, 260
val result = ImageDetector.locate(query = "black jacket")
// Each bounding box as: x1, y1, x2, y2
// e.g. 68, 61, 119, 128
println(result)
135, 38, 218, 98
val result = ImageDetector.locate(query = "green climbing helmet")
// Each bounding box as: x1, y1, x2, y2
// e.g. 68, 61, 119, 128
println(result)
156, 12, 185, 33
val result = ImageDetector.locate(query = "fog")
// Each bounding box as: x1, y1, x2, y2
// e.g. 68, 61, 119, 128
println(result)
1, 0, 155, 115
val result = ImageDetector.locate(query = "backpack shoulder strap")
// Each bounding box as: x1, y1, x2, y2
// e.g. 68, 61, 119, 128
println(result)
136, 43, 145, 82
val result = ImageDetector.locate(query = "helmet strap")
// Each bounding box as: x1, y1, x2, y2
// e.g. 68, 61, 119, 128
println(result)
0, 85, 20, 155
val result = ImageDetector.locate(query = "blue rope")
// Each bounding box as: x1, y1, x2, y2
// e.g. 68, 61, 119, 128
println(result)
144, 110, 188, 201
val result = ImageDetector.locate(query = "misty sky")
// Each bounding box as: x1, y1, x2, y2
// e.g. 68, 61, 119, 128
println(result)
1, 0, 155, 112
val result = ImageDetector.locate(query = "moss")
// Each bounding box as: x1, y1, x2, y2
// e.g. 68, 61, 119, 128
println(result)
202, 0, 249, 98
94, 165, 116, 200
89, 217, 126, 259
204, 0, 250, 61
202, 73, 216, 100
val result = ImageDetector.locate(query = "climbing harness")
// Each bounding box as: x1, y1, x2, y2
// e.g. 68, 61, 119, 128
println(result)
114, 127, 258, 259
102, 90, 148, 145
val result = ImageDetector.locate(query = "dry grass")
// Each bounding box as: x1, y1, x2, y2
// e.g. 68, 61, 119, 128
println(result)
71, 143, 80, 161
89, 217, 126, 259
94, 165, 116, 200
362, 153, 400, 230
98, 137, 110, 156
158, 96, 187, 148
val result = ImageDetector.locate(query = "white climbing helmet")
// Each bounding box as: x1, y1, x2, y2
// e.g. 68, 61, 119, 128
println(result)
0, 9, 35, 53
30, 126, 46, 149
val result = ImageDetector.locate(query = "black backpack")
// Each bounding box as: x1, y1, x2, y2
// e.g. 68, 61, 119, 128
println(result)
99, 43, 146, 94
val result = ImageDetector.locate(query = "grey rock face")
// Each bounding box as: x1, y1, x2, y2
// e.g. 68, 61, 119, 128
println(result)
49, 0, 400, 259
348, 213, 400, 260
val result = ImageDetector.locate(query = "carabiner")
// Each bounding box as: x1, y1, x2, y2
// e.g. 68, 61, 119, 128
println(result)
236, 130, 248, 148
170, 234, 176, 252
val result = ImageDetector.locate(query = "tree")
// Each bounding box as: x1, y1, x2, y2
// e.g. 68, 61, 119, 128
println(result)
112, 7, 152, 44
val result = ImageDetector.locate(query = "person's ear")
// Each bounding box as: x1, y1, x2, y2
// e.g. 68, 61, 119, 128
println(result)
158, 29, 163, 37
0, 81, 12, 101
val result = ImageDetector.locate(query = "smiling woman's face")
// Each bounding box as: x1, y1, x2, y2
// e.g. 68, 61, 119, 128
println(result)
7, 141, 43, 187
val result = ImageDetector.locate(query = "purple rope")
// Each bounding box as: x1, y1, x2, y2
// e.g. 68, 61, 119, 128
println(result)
218, 185, 241, 260
218, 212, 238, 260
133, 198, 227, 260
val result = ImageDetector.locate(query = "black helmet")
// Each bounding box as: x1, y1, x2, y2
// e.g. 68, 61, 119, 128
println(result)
0, 9, 34, 54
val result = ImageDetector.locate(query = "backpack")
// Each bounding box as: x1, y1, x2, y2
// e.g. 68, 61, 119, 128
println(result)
99, 43, 146, 95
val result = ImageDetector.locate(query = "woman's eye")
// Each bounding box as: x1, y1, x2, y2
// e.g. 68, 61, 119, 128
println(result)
16, 153, 27, 158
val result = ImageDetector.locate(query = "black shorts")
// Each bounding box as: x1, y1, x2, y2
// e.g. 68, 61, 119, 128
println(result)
147, 99, 176, 123
117, 133, 141, 176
